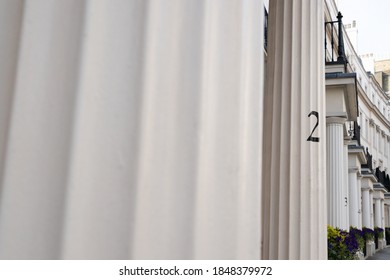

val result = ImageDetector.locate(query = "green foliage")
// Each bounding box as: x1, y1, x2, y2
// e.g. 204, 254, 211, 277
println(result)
349, 227, 364, 251
362, 227, 375, 241
327, 225, 358, 260
374, 227, 384, 239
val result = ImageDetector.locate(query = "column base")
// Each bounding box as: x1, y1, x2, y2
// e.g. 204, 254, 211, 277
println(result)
378, 239, 386, 250
356, 251, 365, 260
366, 241, 375, 257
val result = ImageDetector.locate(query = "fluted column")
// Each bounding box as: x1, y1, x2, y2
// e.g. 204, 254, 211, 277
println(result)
0, 1, 24, 189
326, 117, 347, 229
342, 143, 349, 230
357, 174, 363, 229
387, 205, 390, 227
262, 0, 326, 259
375, 198, 382, 228
370, 192, 375, 228
348, 168, 359, 228
0, 0, 87, 259
362, 188, 371, 228
0, 0, 265, 259
381, 199, 385, 229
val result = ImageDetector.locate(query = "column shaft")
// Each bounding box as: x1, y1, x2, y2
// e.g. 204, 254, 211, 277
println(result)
348, 169, 359, 228
375, 199, 382, 228
381, 200, 385, 229
388, 206, 390, 227
327, 120, 346, 229
362, 189, 371, 228
357, 176, 362, 229
0, 0, 265, 259
342, 143, 349, 230
262, 0, 326, 259
370, 192, 375, 228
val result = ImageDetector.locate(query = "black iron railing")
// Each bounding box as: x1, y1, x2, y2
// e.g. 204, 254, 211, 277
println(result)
351, 121, 361, 146
375, 167, 390, 192
325, 12, 347, 64
386, 174, 390, 192
362, 148, 373, 172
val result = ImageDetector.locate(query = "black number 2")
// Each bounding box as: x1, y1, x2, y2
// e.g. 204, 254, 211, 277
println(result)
307, 111, 319, 142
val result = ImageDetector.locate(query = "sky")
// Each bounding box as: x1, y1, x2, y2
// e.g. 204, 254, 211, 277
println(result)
337, 0, 390, 58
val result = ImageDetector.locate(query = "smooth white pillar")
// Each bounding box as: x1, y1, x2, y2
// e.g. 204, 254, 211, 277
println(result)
262, 0, 326, 259
375, 198, 382, 228
327, 117, 347, 229
0, 0, 265, 259
348, 168, 359, 228
362, 188, 371, 228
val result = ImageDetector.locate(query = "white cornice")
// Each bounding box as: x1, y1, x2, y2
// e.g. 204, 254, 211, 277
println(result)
358, 83, 390, 130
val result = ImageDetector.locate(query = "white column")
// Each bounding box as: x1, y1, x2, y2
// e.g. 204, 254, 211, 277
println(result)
0, 1, 24, 186
262, 0, 326, 259
327, 117, 347, 229
0, 0, 265, 259
388, 205, 390, 227
362, 188, 371, 228
385, 205, 389, 227
370, 192, 375, 228
0, 0, 88, 259
357, 174, 363, 229
375, 198, 382, 228
381, 200, 385, 229
348, 168, 359, 228
343, 143, 349, 230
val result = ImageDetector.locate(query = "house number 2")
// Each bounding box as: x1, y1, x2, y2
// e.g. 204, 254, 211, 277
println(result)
307, 111, 319, 142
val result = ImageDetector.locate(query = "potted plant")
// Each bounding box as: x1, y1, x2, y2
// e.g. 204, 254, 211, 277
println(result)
350, 227, 364, 258
374, 227, 384, 249
362, 227, 375, 255
327, 226, 358, 260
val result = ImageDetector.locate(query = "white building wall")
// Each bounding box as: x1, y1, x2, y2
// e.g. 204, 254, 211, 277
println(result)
344, 20, 390, 174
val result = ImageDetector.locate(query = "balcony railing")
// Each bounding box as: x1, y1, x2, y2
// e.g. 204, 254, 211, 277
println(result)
375, 167, 390, 192
325, 12, 347, 64
362, 148, 373, 172
351, 121, 361, 146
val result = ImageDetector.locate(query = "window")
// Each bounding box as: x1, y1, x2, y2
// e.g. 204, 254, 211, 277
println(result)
388, 139, 390, 159
380, 134, 384, 154
365, 118, 368, 139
